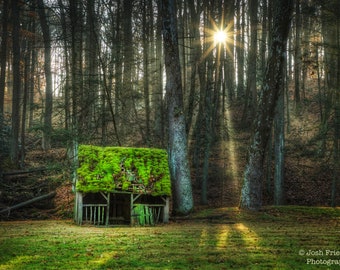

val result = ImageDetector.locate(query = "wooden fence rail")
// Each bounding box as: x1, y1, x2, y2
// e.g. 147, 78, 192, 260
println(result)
82, 204, 107, 225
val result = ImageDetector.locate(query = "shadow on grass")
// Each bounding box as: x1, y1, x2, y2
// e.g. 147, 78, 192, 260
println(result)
96, 224, 254, 269
97, 221, 306, 269
0, 207, 339, 270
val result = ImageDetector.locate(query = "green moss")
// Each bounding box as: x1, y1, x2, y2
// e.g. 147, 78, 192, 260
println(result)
76, 145, 171, 196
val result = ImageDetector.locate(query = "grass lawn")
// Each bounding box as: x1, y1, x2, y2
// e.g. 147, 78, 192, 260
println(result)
0, 206, 339, 270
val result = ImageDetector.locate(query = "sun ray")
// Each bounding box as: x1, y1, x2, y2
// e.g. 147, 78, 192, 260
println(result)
225, 101, 239, 179
216, 225, 230, 250
199, 228, 209, 248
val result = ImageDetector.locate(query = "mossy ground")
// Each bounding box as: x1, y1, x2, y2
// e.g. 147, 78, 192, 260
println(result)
1, 206, 339, 270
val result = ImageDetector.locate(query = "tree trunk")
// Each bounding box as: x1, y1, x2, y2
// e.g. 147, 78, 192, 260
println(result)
69, 0, 82, 191
236, 0, 245, 98
201, 56, 214, 205
243, 0, 258, 119
0, 0, 9, 135
114, 0, 123, 131
121, 0, 134, 138
185, 1, 201, 134
160, 0, 193, 215
333, 91, 340, 206
260, 0, 268, 77
10, 0, 21, 167
84, 0, 99, 133
294, 0, 301, 106
274, 88, 285, 205
21, 38, 30, 168
320, 0, 338, 159
301, 0, 311, 100
153, 2, 165, 146
28, 30, 36, 130
191, 2, 214, 205
240, 0, 293, 210
0, 192, 56, 215
224, 0, 235, 102
331, 0, 340, 207
57, 0, 70, 133
142, 0, 151, 143
70, 0, 82, 137
37, 0, 53, 150
249, 0, 258, 110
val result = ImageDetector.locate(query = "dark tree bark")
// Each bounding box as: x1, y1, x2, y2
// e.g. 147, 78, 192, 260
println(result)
260, 0, 268, 77
240, 0, 293, 210
249, 0, 258, 108
224, 0, 235, 102
153, 2, 165, 146
142, 0, 151, 143
317, 1, 338, 157
301, 0, 311, 100
70, 0, 83, 133
28, 27, 37, 130
320, 0, 340, 207
121, 0, 134, 137
0, 0, 9, 132
69, 0, 83, 190
187, 1, 208, 204
333, 1, 340, 207
57, 0, 70, 132
332, 83, 339, 207
114, 0, 123, 130
10, 0, 21, 167
185, 1, 200, 134
21, 14, 34, 168
160, 0, 193, 215
84, 0, 99, 133
236, 0, 245, 98
294, 0, 301, 106
274, 87, 285, 205
243, 0, 258, 120
191, 1, 218, 205
37, 0, 53, 150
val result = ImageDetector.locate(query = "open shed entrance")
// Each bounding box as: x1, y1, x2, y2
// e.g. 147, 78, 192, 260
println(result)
75, 191, 170, 226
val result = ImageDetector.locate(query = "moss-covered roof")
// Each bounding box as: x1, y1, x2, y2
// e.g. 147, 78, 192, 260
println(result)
76, 145, 171, 196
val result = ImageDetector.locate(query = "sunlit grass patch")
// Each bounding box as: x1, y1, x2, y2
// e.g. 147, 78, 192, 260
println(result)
0, 207, 339, 269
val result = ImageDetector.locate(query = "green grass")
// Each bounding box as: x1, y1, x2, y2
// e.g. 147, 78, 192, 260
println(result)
0, 207, 339, 269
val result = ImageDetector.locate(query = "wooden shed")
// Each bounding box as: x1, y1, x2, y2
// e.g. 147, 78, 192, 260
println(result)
74, 145, 171, 226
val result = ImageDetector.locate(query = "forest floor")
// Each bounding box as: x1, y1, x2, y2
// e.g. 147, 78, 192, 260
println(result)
1, 206, 339, 269
0, 100, 339, 269
197, 100, 338, 209
0, 99, 338, 220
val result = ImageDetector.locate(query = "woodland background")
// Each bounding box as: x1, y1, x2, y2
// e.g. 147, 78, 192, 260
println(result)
0, 0, 339, 218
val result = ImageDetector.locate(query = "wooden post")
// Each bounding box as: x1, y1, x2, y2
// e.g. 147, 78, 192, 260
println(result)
75, 192, 83, 225
130, 193, 133, 225
162, 196, 170, 223
74, 192, 78, 223
100, 192, 110, 227
106, 193, 110, 226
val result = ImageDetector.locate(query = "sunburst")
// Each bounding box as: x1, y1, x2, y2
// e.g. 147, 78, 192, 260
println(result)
201, 18, 234, 61
214, 30, 228, 44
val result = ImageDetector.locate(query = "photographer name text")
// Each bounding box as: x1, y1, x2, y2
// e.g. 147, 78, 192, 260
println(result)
304, 250, 340, 256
